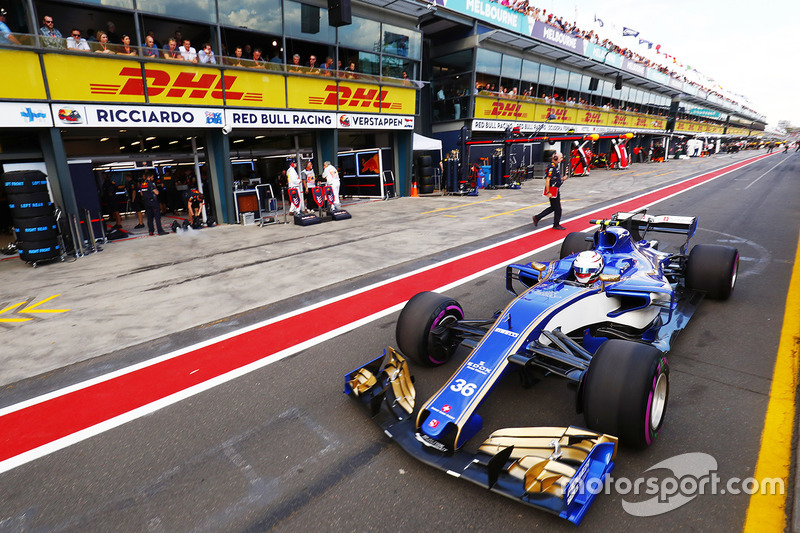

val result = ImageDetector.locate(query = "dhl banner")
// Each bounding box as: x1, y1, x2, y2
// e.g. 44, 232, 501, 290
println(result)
289, 77, 416, 114
474, 96, 535, 121
0, 50, 47, 101
44, 54, 146, 103
225, 70, 285, 108
50, 103, 224, 128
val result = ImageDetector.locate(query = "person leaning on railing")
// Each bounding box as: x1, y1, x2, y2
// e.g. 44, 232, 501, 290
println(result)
0, 8, 22, 46
141, 34, 158, 58
94, 30, 115, 54
116, 34, 137, 56
39, 14, 64, 49
66, 28, 89, 51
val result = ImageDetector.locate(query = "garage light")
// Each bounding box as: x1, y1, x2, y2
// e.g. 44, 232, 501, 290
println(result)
146, 136, 156, 141
131, 141, 140, 146
100, 137, 109, 142
169, 140, 179, 145
233, 139, 244, 143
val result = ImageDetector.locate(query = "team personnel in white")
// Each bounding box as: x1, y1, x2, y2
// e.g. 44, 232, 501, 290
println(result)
302, 161, 316, 210
322, 161, 341, 209
287, 161, 304, 214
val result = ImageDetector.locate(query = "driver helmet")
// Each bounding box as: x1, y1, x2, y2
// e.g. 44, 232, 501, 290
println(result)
573, 250, 604, 284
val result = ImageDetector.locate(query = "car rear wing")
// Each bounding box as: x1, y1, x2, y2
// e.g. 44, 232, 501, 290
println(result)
592, 210, 697, 253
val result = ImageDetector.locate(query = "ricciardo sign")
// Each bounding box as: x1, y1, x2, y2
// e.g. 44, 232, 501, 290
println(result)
51, 104, 223, 128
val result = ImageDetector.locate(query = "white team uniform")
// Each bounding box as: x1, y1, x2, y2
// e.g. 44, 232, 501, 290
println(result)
287, 165, 304, 213
322, 164, 341, 209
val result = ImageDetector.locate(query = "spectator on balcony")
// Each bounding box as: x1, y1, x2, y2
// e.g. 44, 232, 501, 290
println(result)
250, 48, 267, 68
227, 46, 244, 66
146, 31, 161, 49
322, 56, 335, 74
39, 15, 63, 49
66, 28, 89, 51
105, 21, 120, 44
142, 34, 159, 58
307, 54, 320, 73
94, 31, 116, 53
344, 60, 358, 78
117, 34, 137, 56
162, 37, 184, 60
270, 51, 283, 66
288, 53, 303, 72
180, 39, 198, 63
0, 8, 22, 46
198, 43, 216, 64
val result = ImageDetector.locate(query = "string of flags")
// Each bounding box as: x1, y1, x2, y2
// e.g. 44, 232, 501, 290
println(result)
590, 13, 727, 95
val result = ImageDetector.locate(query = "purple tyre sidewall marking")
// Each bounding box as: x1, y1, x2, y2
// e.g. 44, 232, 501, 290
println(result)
427, 305, 462, 364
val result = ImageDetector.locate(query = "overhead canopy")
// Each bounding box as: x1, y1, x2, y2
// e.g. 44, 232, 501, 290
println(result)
413, 133, 442, 152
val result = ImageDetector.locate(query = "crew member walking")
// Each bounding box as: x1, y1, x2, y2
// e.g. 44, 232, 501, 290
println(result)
141, 171, 167, 235
532, 152, 567, 230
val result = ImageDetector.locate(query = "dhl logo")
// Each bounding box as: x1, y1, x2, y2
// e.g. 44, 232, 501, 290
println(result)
484, 101, 526, 118
89, 68, 263, 102
308, 85, 401, 110
545, 107, 568, 121
613, 115, 628, 126
636, 117, 647, 127
583, 111, 602, 125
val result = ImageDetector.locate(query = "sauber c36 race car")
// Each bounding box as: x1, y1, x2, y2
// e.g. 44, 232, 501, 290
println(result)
344, 210, 739, 524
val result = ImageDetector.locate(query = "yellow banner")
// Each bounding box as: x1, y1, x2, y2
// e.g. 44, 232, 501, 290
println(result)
0, 50, 47, 100
473, 96, 535, 121
288, 77, 415, 114
44, 54, 146, 103
144, 64, 224, 106
223, 69, 285, 108
534, 103, 578, 123
576, 108, 608, 127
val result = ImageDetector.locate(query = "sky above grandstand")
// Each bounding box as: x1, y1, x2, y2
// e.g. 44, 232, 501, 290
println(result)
544, 0, 800, 129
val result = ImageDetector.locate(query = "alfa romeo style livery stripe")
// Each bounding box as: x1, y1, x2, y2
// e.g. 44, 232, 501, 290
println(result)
0, 152, 777, 473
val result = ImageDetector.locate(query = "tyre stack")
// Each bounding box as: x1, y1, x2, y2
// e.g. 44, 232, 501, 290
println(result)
417, 155, 435, 194
2, 170, 61, 264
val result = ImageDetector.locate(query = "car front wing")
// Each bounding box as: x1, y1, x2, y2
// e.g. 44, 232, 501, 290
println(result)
344, 348, 618, 525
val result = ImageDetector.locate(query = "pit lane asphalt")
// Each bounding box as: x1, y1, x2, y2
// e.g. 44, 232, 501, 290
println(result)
0, 149, 798, 531
0, 150, 773, 400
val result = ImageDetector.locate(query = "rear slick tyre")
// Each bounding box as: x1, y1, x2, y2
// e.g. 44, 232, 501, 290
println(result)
396, 291, 464, 366
582, 339, 669, 448
686, 244, 739, 300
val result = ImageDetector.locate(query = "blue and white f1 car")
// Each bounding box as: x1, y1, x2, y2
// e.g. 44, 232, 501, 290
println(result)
344, 210, 739, 524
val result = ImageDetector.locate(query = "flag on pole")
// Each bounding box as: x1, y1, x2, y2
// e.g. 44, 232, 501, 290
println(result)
622, 27, 639, 37
594, 14, 604, 27
638, 38, 653, 48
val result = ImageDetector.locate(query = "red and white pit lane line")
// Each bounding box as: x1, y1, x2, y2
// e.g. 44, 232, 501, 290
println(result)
0, 152, 776, 474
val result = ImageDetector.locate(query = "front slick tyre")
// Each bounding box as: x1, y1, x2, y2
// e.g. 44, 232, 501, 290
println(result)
396, 291, 463, 367
582, 340, 669, 448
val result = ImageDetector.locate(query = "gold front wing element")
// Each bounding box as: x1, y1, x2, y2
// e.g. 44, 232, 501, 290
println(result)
384, 347, 416, 414
478, 426, 618, 497
348, 368, 377, 397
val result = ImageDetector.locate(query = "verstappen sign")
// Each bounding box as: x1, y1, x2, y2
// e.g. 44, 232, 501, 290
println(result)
50, 104, 224, 128
337, 113, 414, 129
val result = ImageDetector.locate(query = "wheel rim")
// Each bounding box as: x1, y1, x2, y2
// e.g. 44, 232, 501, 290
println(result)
730, 252, 739, 290
650, 372, 668, 430
427, 306, 461, 364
